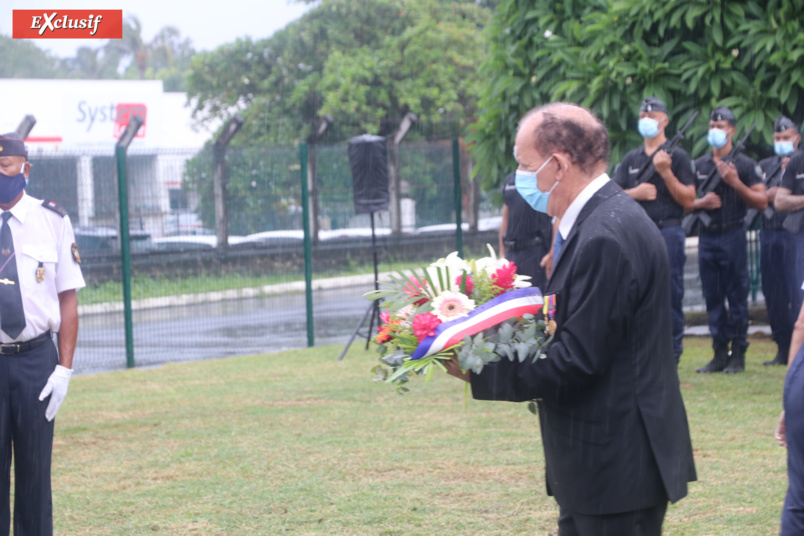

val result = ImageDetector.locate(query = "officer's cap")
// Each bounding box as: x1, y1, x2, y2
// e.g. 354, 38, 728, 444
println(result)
0, 133, 27, 158
774, 115, 798, 133
710, 106, 736, 126
640, 97, 667, 114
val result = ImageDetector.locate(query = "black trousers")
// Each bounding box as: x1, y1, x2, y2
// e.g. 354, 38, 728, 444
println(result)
0, 339, 57, 536
557, 501, 668, 536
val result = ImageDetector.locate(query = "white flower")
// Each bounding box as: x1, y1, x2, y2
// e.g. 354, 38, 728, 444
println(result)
513, 274, 532, 289
544, 30, 553, 38
431, 291, 476, 322
396, 305, 414, 320
430, 251, 469, 290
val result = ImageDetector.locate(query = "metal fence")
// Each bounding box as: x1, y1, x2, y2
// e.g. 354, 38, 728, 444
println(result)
25, 140, 764, 374
28, 140, 501, 373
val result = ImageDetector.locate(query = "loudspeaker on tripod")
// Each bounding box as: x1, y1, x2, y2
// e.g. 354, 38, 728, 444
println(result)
347, 134, 389, 215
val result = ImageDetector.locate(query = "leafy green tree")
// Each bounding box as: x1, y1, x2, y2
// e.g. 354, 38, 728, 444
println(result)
0, 35, 63, 78
470, 0, 804, 191
186, 0, 491, 145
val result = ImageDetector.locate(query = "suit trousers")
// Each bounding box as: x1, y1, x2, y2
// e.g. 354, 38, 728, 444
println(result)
698, 228, 750, 349
782, 345, 804, 535
557, 501, 668, 536
0, 338, 58, 536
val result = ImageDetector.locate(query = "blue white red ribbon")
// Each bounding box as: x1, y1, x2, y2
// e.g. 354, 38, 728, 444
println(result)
411, 287, 544, 360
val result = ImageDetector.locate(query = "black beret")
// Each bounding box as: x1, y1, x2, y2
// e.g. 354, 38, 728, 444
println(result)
710, 106, 736, 125
774, 115, 798, 133
640, 97, 668, 114
0, 133, 27, 158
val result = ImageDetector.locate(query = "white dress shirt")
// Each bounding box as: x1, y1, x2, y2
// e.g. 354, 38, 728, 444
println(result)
0, 193, 85, 343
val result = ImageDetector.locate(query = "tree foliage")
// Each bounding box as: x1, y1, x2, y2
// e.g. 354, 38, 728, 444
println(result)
186, 0, 491, 145
4, 16, 196, 91
0, 35, 63, 78
470, 0, 804, 190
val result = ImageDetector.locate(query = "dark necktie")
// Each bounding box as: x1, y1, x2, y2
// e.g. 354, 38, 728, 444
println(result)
552, 231, 564, 268
0, 212, 25, 339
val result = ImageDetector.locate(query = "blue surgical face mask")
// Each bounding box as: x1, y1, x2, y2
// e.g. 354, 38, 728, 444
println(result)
638, 117, 661, 139
775, 141, 796, 157
0, 164, 26, 204
707, 128, 729, 149
515, 156, 556, 214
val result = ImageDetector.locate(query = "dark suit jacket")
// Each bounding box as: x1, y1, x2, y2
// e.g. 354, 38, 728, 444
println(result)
471, 179, 696, 515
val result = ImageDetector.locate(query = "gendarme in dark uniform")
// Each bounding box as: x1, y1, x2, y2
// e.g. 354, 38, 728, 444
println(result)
613, 97, 696, 362
0, 133, 84, 536
777, 149, 804, 318
693, 106, 767, 374
755, 116, 800, 366
499, 171, 552, 290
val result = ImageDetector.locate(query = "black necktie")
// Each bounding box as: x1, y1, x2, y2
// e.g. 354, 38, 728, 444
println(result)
0, 212, 25, 339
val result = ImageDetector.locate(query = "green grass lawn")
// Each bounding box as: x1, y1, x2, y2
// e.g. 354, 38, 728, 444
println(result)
48, 335, 787, 535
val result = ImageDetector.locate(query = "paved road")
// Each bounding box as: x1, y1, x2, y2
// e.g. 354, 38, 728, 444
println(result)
74, 285, 375, 374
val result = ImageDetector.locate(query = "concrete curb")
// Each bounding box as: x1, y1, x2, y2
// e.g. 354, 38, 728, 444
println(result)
77, 271, 398, 316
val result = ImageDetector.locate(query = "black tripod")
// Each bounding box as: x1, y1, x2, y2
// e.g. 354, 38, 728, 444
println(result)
338, 211, 382, 360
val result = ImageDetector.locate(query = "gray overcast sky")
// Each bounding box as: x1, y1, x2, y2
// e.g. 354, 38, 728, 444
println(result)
2, 0, 313, 58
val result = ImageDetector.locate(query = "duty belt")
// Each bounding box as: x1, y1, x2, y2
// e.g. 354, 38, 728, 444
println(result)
503, 236, 543, 252
0, 331, 51, 355
702, 220, 743, 234
653, 218, 681, 229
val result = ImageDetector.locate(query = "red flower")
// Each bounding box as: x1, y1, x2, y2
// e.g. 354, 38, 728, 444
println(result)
455, 273, 474, 295
492, 261, 517, 292
404, 276, 431, 306
412, 312, 442, 342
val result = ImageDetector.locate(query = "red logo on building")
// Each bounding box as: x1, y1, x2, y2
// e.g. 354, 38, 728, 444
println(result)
12, 10, 123, 39
114, 104, 147, 139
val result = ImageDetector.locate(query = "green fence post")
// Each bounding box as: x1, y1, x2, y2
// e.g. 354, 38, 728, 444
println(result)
452, 138, 463, 257
115, 115, 143, 369
300, 142, 314, 347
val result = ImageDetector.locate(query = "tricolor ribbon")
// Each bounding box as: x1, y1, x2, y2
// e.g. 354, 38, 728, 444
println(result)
411, 287, 544, 360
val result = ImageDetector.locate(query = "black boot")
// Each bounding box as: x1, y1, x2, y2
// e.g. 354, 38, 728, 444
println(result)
764, 345, 789, 366
696, 343, 729, 373
724, 343, 747, 373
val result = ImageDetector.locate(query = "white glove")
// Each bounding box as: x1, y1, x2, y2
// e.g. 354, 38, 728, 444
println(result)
38, 365, 72, 422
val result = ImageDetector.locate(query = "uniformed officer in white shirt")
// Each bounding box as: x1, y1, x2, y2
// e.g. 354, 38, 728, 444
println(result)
0, 133, 85, 536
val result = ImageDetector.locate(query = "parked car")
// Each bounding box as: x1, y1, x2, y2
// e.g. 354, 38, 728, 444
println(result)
73, 226, 154, 254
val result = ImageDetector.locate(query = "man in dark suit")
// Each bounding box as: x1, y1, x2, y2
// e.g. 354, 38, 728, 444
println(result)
446, 103, 696, 536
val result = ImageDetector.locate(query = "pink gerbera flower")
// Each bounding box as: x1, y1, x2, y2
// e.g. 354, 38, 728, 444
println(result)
431, 291, 475, 322
412, 312, 442, 341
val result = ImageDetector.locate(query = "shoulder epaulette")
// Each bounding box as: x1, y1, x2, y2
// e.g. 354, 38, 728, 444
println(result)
42, 199, 68, 217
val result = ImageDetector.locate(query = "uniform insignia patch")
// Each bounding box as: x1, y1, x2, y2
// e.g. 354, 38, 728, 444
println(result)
36, 263, 45, 283
71, 243, 81, 264
41, 199, 68, 217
